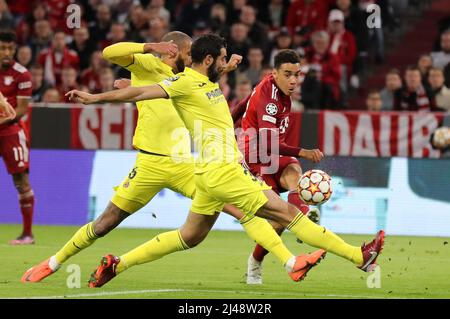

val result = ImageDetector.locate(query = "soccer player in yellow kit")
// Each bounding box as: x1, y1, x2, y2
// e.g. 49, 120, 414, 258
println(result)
65, 34, 385, 288
21, 32, 323, 284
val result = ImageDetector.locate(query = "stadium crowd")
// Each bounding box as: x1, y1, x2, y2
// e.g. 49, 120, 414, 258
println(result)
1, 0, 449, 112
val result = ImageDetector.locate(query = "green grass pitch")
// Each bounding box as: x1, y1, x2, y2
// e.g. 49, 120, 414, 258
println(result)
1, 224, 449, 299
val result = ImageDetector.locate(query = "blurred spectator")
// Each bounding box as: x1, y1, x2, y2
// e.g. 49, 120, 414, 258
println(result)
29, 20, 52, 61
240, 5, 268, 52
228, 23, 252, 69
16, 45, 32, 69
210, 3, 230, 39
269, 28, 292, 66
327, 9, 357, 98
259, 64, 273, 81
428, 68, 450, 111
0, 0, 14, 29
147, 0, 170, 25
418, 54, 433, 88
286, 0, 327, 36
127, 4, 147, 42
255, 0, 289, 32
194, 20, 212, 39
81, 51, 107, 93
5, 0, 30, 20
227, 0, 247, 24
238, 47, 264, 87
42, 87, 61, 103
380, 68, 402, 111
394, 66, 437, 112
58, 67, 80, 102
219, 72, 231, 99
176, 0, 211, 36
42, 0, 72, 31
38, 30, 80, 86
145, 16, 168, 43
89, 4, 113, 43
101, 23, 127, 49
291, 84, 304, 112
431, 30, 450, 70
335, 0, 368, 76
16, 3, 48, 45
30, 64, 51, 103
98, 67, 115, 93
303, 31, 342, 109
229, 79, 252, 108
69, 26, 95, 71
366, 89, 382, 111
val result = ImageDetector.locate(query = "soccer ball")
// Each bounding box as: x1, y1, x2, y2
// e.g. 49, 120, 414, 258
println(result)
432, 126, 450, 149
297, 169, 333, 205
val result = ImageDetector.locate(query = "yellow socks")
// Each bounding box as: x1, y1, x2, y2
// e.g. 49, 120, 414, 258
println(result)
287, 213, 363, 265
240, 216, 293, 267
55, 222, 99, 264
116, 230, 189, 274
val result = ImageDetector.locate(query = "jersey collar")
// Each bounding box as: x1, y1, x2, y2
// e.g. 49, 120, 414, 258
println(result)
185, 67, 210, 83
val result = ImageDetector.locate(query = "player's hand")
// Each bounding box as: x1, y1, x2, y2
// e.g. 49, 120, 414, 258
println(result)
223, 54, 243, 73
144, 41, 178, 58
114, 78, 131, 89
0, 91, 16, 121
65, 90, 98, 104
299, 148, 324, 163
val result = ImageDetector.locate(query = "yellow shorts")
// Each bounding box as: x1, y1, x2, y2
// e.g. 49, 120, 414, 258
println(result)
191, 162, 271, 218
111, 152, 195, 213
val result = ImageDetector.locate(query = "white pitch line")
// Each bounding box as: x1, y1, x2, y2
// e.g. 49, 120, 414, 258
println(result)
6, 288, 406, 299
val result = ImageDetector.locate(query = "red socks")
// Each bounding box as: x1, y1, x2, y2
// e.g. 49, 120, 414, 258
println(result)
287, 190, 309, 214
19, 191, 35, 236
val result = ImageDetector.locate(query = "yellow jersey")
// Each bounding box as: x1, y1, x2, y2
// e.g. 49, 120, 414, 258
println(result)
158, 67, 242, 173
126, 53, 191, 158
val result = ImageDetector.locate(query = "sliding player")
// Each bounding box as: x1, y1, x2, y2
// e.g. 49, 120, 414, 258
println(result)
22, 33, 321, 284
65, 34, 384, 288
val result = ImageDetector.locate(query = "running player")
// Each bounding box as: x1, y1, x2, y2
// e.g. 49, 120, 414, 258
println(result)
0, 31, 35, 245
65, 34, 384, 288
22, 33, 321, 284
234, 49, 321, 284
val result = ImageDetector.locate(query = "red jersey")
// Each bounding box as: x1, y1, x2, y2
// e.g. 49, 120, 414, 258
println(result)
238, 75, 300, 165
0, 61, 32, 136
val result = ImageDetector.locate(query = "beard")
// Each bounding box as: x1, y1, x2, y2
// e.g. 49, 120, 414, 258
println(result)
175, 56, 185, 73
207, 61, 221, 83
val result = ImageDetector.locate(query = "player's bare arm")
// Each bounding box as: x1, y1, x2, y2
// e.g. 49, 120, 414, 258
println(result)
103, 41, 178, 67
221, 54, 243, 74
0, 92, 16, 123
66, 85, 168, 104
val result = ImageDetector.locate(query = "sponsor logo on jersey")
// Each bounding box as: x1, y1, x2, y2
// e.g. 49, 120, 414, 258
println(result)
265, 103, 278, 115
205, 88, 223, 100
4, 76, 13, 86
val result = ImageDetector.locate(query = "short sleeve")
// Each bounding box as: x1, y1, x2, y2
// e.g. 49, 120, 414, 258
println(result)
126, 53, 158, 74
158, 74, 192, 99
16, 71, 32, 98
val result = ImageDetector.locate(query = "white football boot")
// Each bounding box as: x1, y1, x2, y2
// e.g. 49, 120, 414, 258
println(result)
246, 254, 263, 284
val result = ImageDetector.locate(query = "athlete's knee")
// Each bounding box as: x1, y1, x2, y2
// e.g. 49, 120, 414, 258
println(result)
12, 173, 31, 194
93, 203, 129, 237
179, 226, 208, 248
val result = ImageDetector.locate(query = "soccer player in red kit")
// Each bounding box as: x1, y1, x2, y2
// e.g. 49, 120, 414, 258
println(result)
233, 49, 323, 284
0, 31, 35, 245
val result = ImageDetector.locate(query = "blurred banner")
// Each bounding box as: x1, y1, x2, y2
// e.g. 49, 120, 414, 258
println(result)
1, 149, 450, 236
28, 105, 449, 158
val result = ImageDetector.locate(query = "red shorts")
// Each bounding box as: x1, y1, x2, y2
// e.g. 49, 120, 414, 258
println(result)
245, 156, 300, 194
0, 128, 30, 174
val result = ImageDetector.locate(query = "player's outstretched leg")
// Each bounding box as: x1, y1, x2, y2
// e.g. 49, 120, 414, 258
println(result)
257, 189, 385, 272
21, 202, 129, 283
88, 212, 217, 288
